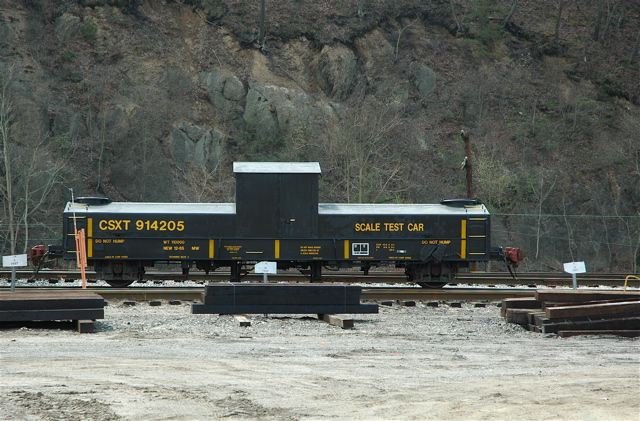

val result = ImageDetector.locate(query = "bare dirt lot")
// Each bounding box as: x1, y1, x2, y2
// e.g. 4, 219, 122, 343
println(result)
1, 300, 638, 421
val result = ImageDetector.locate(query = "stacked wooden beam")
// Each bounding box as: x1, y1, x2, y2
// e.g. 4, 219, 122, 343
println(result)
502, 290, 640, 337
192, 283, 378, 315
0, 291, 105, 333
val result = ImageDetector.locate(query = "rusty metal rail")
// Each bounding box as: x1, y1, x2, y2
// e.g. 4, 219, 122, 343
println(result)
1, 270, 637, 287
455, 272, 637, 287
1, 285, 539, 303
363, 287, 535, 302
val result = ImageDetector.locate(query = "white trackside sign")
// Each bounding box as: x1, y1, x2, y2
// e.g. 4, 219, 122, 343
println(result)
255, 261, 277, 274
2, 254, 28, 268
563, 261, 586, 274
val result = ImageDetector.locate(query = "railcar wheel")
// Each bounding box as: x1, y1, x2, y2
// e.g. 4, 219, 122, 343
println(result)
406, 262, 452, 288
105, 279, 134, 287
95, 261, 142, 287
416, 281, 447, 289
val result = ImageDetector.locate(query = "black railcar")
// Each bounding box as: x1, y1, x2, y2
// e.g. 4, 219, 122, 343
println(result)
55, 162, 521, 286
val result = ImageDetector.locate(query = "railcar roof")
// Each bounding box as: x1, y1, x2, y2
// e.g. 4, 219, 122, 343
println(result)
233, 162, 321, 174
65, 201, 488, 215
65, 202, 236, 214
318, 203, 489, 215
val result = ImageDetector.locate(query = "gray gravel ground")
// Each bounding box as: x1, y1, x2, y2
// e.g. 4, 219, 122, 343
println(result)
0, 297, 639, 421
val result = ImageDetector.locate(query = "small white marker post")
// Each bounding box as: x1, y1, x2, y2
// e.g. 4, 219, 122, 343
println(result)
255, 261, 277, 283
563, 261, 586, 290
3, 254, 28, 292
254, 262, 277, 317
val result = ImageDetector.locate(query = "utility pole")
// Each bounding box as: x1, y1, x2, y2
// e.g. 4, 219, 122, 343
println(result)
460, 130, 476, 272
460, 130, 474, 199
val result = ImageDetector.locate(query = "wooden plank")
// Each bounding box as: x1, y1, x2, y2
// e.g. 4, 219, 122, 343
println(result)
77, 319, 95, 333
540, 316, 640, 334
558, 330, 640, 338
535, 290, 640, 303
203, 291, 360, 305
233, 315, 251, 327
546, 301, 640, 319
192, 303, 378, 315
538, 312, 640, 325
317, 314, 354, 329
542, 298, 639, 309
505, 308, 533, 324
203, 294, 360, 306
203, 283, 364, 306
0, 292, 104, 311
501, 297, 542, 317
501, 297, 542, 311
205, 283, 362, 297
0, 292, 104, 300
0, 308, 104, 322
0, 291, 104, 298
0, 291, 104, 300
533, 313, 551, 326
527, 311, 546, 325
0, 297, 104, 311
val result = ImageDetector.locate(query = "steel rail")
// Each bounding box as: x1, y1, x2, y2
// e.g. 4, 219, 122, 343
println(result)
362, 287, 536, 301
0, 286, 539, 303
1, 270, 637, 287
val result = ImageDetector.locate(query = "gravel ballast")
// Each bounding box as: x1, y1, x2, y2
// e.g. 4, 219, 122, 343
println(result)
0, 298, 638, 420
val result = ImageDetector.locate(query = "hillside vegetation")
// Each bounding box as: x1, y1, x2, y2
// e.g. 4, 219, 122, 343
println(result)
1, 0, 639, 272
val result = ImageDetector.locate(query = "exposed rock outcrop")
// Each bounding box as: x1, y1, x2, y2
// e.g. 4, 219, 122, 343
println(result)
316, 43, 357, 101
171, 122, 225, 172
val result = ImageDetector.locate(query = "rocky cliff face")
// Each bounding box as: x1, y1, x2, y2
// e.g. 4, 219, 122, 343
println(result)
1, 0, 639, 271
2, 1, 450, 199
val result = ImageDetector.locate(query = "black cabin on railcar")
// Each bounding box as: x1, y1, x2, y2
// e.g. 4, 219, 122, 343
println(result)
59, 162, 513, 287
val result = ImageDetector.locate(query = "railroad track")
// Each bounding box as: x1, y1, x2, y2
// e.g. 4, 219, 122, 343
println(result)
454, 272, 637, 287
0, 285, 559, 303
1, 270, 637, 288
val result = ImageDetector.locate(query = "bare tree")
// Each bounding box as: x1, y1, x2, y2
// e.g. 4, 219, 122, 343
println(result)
84, 80, 115, 192
599, 0, 620, 41
561, 199, 582, 262
306, 102, 409, 204
357, 0, 365, 19
175, 161, 232, 204
629, 27, 640, 64
615, 209, 640, 273
503, 0, 519, 27
592, 0, 606, 40
0, 66, 16, 254
96, 105, 109, 191
531, 177, 557, 260
258, 0, 266, 47
474, 132, 521, 211
394, 17, 419, 61
616, 0, 627, 29
555, 0, 571, 43
18, 137, 70, 253
0, 66, 71, 255
449, 0, 463, 35
591, 0, 625, 41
